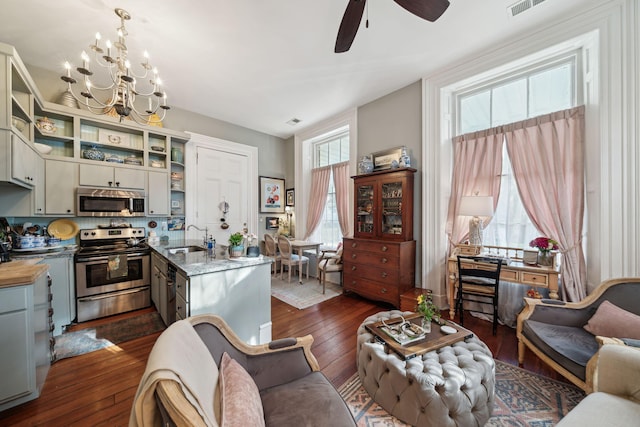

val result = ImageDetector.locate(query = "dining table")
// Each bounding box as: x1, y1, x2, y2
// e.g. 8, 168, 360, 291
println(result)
288, 240, 322, 284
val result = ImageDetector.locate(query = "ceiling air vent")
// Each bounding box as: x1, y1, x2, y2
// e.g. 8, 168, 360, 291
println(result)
508, 0, 547, 18
286, 118, 302, 126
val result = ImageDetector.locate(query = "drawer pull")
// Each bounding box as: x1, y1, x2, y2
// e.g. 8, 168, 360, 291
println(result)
381, 272, 387, 278
352, 280, 357, 285
381, 288, 387, 293
351, 242, 357, 248
351, 254, 357, 259
381, 246, 388, 252
351, 266, 357, 271
381, 258, 388, 264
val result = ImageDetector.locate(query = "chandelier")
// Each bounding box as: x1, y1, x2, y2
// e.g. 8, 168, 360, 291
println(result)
60, 8, 169, 125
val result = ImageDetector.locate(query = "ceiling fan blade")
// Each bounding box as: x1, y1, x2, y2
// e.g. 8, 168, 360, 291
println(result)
393, 0, 450, 22
335, 0, 367, 53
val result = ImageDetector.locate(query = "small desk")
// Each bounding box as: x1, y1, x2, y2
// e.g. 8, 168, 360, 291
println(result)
447, 254, 560, 319
288, 240, 322, 284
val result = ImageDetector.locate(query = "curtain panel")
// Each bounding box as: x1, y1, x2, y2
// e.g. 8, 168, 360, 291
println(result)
445, 129, 504, 251
303, 165, 331, 240
504, 106, 587, 301
332, 161, 352, 237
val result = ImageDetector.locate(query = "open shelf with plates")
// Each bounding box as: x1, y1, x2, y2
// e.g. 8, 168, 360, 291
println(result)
33, 105, 74, 157
170, 138, 186, 216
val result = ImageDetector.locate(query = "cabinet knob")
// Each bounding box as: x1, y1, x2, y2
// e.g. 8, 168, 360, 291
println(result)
381, 258, 388, 263
150, 210, 154, 214
351, 280, 357, 285
381, 272, 387, 278
351, 265, 356, 271
351, 242, 357, 248
177, 284, 182, 289
351, 253, 356, 259
66, 209, 71, 213
116, 182, 120, 187
381, 288, 387, 294
381, 246, 388, 252
108, 181, 113, 186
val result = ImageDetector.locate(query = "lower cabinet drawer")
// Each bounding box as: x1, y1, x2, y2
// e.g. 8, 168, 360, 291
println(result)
344, 262, 399, 283
176, 274, 188, 302
176, 293, 188, 319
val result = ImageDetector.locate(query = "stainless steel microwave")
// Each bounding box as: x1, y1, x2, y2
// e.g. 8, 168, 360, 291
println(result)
77, 188, 146, 217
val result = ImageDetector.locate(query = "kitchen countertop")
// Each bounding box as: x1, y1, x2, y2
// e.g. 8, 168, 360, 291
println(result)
150, 240, 272, 276
10, 247, 76, 259
0, 258, 48, 288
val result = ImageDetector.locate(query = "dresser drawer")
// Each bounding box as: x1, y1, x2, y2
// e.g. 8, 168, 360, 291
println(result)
344, 262, 399, 283
176, 293, 188, 319
344, 275, 399, 304
343, 238, 401, 256
344, 249, 400, 268
521, 272, 549, 287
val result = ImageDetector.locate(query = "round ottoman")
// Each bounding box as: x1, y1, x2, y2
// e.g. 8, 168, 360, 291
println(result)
357, 310, 495, 427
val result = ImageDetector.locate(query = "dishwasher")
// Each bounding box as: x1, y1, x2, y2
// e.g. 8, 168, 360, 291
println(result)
166, 264, 177, 325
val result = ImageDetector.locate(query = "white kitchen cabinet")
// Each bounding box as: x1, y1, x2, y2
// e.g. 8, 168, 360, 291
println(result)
0, 272, 50, 412
33, 154, 45, 214
148, 170, 169, 216
42, 255, 75, 336
79, 163, 145, 190
10, 133, 38, 187
45, 159, 78, 215
151, 252, 168, 316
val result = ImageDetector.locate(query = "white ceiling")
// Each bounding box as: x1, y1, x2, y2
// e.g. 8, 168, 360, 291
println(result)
1, 0, 597, 139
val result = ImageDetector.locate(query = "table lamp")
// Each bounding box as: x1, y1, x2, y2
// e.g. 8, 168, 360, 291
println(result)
459, 195, 494, 246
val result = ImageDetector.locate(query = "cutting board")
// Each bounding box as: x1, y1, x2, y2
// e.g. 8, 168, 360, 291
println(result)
0, 258, 48, 287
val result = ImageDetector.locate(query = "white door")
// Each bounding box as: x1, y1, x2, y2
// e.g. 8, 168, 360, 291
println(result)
185, 133, 258, 246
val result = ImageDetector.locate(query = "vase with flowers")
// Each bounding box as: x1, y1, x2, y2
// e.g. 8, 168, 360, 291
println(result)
228, 232, 244, 257
529, 236, 559, 267
416, 293, 440, 333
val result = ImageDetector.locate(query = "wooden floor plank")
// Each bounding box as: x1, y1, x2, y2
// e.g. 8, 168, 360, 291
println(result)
0, 293, 565, 425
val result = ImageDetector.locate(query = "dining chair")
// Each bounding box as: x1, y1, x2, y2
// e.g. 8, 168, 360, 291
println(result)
277, 236, 309, 283
317, 245, 343, 294
264, 233, 281, 274
455, 255, 503, 335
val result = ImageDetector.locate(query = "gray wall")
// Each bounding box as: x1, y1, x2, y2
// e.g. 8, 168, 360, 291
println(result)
357, 80, 423, 284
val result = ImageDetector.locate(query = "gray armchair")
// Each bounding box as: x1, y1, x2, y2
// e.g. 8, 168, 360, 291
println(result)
516, 277, 640, 392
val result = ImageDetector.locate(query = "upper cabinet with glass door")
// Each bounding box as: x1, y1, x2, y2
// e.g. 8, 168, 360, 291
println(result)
352, 168, 415, 241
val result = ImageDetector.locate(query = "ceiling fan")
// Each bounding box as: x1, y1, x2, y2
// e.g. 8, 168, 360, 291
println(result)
335, 0, 450, 53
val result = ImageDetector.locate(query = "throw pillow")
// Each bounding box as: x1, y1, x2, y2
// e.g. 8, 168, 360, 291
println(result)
583, 301, 640, 340
334, 247, 343, 264
219, 352, 265, 427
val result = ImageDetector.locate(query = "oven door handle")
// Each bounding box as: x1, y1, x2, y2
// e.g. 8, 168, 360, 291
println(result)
76, 253, 148, 262
77, 287, 148, 302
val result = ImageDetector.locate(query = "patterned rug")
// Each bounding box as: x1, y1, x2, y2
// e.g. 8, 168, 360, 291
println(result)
54, 311, 166, 360
338, 360, 585, 426
270, 274, 342, 309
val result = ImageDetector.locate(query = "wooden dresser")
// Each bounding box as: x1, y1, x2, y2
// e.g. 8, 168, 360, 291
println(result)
343, 238, 416, 307
343, 167, 416, 308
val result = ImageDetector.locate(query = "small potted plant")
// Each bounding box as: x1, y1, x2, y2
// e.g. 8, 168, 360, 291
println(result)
529, 236, 559, 267
228, 232, 244, 257
416, 293, 440, 333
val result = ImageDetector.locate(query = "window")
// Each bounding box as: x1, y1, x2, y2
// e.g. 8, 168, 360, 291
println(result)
312, 129, 349, 247
455, 54, 578, 248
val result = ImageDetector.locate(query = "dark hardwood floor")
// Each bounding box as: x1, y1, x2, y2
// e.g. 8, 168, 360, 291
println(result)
0, 292, 565, 426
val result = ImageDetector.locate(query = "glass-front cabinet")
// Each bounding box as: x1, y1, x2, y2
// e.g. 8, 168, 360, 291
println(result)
353, 168, 415, 241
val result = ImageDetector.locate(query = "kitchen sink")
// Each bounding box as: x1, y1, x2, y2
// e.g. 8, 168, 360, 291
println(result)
166, 245, 207, 254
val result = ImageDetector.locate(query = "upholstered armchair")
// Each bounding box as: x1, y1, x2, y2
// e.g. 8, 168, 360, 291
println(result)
516, 277, 640, 392
317, 246, 343, 294
556, 344, 640, 426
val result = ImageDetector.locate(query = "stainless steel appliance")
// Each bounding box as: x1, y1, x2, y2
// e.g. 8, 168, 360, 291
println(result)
77, 187, 146, 217
75, 226, 150, 322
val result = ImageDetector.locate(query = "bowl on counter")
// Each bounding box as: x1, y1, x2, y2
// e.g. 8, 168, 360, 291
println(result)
34, 142, 53, 155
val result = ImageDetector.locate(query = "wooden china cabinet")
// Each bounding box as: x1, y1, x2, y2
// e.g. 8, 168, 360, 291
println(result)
343, 167, 416, 308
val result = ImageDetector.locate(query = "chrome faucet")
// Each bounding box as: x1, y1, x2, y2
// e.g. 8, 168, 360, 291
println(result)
186, 224, 208, 247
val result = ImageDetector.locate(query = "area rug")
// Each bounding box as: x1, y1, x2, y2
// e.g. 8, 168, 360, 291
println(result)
339, 360, 585, 426
270, 275, 342, 309
54, 311, 166, 360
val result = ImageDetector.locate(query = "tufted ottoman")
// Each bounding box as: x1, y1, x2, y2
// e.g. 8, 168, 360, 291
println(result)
357, 310, 495, 427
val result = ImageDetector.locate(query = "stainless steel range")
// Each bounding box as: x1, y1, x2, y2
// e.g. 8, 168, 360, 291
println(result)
75, 226, 150, 322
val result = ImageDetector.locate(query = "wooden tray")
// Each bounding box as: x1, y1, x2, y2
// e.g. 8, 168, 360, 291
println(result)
365, 313, 474, 360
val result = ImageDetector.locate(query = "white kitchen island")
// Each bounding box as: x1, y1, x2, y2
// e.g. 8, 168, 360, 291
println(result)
151, 242, 272, 345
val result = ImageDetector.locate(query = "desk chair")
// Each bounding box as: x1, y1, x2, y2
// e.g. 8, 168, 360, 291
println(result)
277, 236, 309, 283
456, 255, 503, 335
317, 245, 343, 294
264, 233, 281, 274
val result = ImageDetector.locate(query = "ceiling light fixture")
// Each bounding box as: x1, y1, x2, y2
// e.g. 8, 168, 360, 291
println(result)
60, 7, 169, 124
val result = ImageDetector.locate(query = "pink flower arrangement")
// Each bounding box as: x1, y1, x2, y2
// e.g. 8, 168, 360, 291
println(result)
529, 236, 559, 253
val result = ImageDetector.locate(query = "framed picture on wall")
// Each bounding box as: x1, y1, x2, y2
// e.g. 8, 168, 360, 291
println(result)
266, 217, 280, 230
259, 176, 285, 213
286, 188, 295, 206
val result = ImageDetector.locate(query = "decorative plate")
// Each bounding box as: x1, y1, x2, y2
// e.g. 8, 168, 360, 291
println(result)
48, 219, 80, 240
440, 325, 457, 335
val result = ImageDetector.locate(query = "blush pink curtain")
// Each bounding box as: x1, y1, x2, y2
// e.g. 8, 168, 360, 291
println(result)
332, 161, 352, 237
303, 165, 331, 240
504, 106, 586, 301
446, 129, 504, 251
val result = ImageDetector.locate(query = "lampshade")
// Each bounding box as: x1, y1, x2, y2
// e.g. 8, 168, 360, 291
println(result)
459, 196, 494, 217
